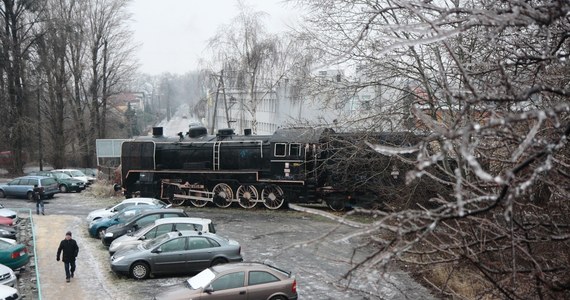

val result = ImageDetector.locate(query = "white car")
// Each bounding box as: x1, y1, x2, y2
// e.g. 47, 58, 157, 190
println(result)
86, 198, 168, 222
0, 264, 16, 287
51, 169, 94, 185
108, 217, 215, 255
0, 284, 18, 300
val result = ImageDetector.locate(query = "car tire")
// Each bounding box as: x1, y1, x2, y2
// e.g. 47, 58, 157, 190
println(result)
210, 258, 228, 267
269, 296, 287, 300
0, 190, 5, 198
130, 262, 150, 279
59, 185, 68, 193
27, 191, 34, 201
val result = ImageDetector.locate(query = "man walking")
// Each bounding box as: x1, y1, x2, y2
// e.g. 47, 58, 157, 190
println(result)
33, 184, 44, 215
56, 231, 79, 283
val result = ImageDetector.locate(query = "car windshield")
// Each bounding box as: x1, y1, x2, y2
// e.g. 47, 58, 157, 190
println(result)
141, 232, 171, 250
53, 173, 72, 179
187, 268, 216, 289
131, 221, 155, 237
69, 170, 86, 177
153, 199, 168, 207
114, 209, 141, 222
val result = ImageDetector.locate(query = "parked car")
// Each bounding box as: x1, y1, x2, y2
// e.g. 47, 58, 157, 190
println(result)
0, 284, 19, 300
51, 169, 94, 185
108, 217, 216, 255
29, 171, 86, 193
0, 176, 59, 200
0, 238, 29, 270
86, 198, 168, 222
0, 205, 17, 225
153, 262, 298, 300
102, 208, 190, 246
0, 219, 12, 227
0, 226, 16, 240
88, 205, 163, 239
0, 264, 16, 287
110, 231, 242, 279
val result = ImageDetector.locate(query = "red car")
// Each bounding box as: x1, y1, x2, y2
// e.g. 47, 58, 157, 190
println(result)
0, 217, 14, 227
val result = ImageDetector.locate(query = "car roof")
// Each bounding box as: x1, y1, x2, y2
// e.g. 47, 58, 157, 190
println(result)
152, 217, 211, 225
15, 175, 50, 180
166, 230, 220, 238
121, 198, 159, 203
211, 262, 292, 275
139, 208, 185, 215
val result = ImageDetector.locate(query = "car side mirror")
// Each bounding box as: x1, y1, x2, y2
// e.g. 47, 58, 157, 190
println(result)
204, 285, 214, 294
140, 236, 146, 240
152, 248, 162, 254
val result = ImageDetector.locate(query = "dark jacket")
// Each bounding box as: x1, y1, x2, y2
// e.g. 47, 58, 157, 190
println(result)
57, 239, 79, 262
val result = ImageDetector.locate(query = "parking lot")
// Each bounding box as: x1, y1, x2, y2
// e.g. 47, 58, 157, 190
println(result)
4, 189, 433, 299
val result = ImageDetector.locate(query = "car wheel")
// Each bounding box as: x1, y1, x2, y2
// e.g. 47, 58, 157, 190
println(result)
210, 258, 228, 267
0, 190, 5, 198
97, 227, 107, 239
269, 296, 287, 300
27, 191, 34, 201
59, 185, 68, 193
130, 262, 150, 279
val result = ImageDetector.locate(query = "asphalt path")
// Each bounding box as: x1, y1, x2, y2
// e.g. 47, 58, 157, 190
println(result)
1, 188, 434, 300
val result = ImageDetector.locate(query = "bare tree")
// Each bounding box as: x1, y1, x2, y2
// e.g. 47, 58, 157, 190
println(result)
0, 0, 43, 174
295, 0, 570, 298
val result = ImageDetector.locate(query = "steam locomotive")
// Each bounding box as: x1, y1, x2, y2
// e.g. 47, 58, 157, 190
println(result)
120, 125, 417, 210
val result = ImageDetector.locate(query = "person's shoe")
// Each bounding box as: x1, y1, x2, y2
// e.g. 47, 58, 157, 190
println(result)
42, 212, 45, 215
66, 278, 70, 283
71, 272, 74, 278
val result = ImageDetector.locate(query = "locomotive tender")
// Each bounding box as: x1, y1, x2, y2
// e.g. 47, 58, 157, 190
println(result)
120, 125, 390, 210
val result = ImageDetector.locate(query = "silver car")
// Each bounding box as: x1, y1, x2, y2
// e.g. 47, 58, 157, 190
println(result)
153, 262, 298, 300
110, 231, 242, 279
0, 176, 59, 200
108, 217, 216, 255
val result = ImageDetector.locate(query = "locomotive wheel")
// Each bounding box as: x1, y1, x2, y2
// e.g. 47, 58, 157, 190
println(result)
237, 185, 259, 209
169, 186, 186, 206
326, 193, 346, 211
190, 184, 209, 208
212, 183, 233, 208
262, 185, 285, 210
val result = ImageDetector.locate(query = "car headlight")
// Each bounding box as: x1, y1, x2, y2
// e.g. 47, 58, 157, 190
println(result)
112, 256, 124, 263
105, 232, 114, 237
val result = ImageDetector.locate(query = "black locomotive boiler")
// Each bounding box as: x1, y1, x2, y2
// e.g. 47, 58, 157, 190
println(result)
119, 125, 413, 210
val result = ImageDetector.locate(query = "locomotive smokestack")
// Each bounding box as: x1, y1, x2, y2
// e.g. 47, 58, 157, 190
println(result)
152, 127, 163, 137
244, 128, 252, 136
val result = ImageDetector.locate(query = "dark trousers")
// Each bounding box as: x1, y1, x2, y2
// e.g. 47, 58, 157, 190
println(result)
36, 200, 44, 214
64, 261, 76, 279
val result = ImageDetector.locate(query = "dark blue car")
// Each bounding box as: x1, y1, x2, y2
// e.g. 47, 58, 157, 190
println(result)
88, 205, 162, 239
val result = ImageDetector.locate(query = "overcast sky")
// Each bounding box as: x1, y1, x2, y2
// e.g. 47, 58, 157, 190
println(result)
127, 0, 301, 75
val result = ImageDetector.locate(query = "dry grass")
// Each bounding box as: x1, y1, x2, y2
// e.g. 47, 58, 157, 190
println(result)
417, 263, 494, 299
84, 180, 122, 198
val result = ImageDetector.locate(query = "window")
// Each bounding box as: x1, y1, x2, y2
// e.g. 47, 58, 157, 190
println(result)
160, 237, 186, 252
188, 237, 214, 250
146, 224, 173, 239
211, 272, 245, 291
289, 143, 301, 157
248, 271, 280, 286
135, 215, 160, 228
274, 143, 286, 157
